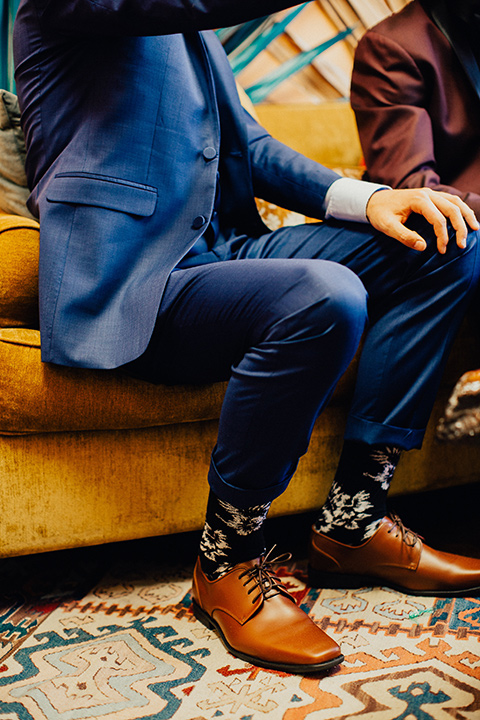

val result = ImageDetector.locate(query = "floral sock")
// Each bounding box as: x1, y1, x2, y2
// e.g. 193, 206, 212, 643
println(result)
314, 440, 401, 545
199, 491, 271, 580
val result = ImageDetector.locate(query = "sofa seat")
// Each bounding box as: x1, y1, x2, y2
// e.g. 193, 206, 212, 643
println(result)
2, 104, 480, 558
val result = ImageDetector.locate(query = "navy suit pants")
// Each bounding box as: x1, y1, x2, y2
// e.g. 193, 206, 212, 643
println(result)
126, 218, 480, 507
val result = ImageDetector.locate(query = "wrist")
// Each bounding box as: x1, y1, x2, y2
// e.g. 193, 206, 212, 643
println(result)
365, 187, 391, 223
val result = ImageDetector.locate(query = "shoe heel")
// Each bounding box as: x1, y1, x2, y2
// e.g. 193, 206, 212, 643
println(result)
308, 566, 363, 589
192, 599, 216, 630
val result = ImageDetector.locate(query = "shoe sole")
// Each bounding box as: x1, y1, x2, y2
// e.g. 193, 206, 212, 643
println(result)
308, 566, 480, 598
191, 599, 343, 674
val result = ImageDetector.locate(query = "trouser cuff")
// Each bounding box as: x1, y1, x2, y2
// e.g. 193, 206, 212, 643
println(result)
208, 455, 292, 509
345, 414, 425, 450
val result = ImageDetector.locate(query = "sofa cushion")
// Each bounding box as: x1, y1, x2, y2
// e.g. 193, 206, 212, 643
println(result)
0, 328, 227, 434
0, 90, 34, 219
0, 325, 359, 435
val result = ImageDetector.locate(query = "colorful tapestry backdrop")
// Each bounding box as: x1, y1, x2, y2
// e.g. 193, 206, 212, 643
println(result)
0, 532, 479, 720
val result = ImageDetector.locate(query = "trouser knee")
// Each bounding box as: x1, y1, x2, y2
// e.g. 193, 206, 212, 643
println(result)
264, 260, 368, 357
409, 218, 480, 288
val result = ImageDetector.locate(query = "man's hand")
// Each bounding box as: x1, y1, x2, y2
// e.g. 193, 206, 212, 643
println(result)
365, 187, 480, 253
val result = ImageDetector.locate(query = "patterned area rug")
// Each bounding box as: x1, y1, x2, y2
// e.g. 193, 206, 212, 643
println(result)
1, 491, 480, 720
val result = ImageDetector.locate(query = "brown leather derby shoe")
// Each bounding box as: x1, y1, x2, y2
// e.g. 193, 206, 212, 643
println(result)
191, 551, 343, 673
309, 514, 480, 597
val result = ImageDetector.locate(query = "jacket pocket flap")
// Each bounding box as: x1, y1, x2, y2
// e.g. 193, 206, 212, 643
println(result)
46, 173, 157, 216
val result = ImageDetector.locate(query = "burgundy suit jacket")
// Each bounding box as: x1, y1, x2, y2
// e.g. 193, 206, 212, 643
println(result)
351, 0, 480, 216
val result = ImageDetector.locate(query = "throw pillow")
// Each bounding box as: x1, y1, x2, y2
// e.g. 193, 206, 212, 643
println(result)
0, 89, 34, 218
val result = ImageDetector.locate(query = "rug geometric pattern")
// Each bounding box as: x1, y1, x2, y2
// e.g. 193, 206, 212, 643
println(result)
1, 556, 479, 720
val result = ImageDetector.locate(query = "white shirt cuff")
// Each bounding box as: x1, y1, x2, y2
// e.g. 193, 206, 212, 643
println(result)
324, 177, 390, 223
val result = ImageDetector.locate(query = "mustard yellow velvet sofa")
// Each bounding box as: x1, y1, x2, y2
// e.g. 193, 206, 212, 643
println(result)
2, 102, 480, 559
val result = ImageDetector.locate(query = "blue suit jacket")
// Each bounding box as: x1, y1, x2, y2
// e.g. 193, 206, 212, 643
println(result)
13, 0, 340, 368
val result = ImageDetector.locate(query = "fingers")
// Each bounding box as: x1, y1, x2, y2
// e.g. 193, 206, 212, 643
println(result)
456, 197, 480, 231
410, 192, 451, 254
366, 187, 479, 254
434, 192, 480, 250
413, 189, 479, 254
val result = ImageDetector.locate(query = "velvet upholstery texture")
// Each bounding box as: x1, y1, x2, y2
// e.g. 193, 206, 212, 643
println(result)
0, 327, 228, 434
0, 214, 39, 327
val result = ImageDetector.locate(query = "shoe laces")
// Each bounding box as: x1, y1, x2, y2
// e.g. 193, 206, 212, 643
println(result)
238, 546, 294, 604
388, 513, 419, 547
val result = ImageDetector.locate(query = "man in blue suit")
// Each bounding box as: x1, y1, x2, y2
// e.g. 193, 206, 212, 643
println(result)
13, 0, 480, 674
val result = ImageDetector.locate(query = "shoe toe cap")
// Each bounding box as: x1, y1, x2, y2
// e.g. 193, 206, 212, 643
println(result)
218, 595, 342, 669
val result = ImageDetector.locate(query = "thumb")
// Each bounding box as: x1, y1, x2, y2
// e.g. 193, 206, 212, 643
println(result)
384, 219, 428, 252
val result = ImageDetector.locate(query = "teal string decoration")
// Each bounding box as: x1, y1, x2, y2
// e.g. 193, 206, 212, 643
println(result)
0, 0, 21, 91
229, 3, 310, 76
217, 16, 272, 56
245, 26, 354, 104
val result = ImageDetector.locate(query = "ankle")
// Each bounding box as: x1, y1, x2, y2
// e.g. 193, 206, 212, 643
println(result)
314, 441, 401, 546
199, 493, 270, 580
314, 513, 384, 546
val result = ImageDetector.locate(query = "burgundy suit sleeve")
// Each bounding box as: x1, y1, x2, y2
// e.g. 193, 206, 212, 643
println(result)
351, 31, 480, 216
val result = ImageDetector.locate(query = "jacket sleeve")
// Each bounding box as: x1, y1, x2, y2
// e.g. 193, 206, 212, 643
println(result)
243, 108, 341, 220
36, 0, 305, 36
351, 30, 480, 216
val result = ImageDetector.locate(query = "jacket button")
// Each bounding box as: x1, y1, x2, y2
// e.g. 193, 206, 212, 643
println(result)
203, 146, 217, 161
192, 215, 207, 229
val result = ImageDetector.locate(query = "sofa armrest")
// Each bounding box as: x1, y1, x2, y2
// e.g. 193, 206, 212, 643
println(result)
0, 212, 40, 328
